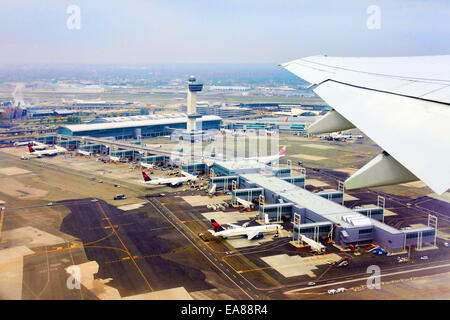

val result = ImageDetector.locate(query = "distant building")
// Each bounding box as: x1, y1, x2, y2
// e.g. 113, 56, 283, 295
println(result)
225, 116, 318, 133
28, 109, 73, 118
215, 106, 252, 118
208, 85, 251, 92
180, 103, 252, 118
57, 113, 222, 139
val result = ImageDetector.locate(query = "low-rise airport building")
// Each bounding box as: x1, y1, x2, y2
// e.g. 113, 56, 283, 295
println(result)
57, 113, 222, 139
210, 163, 437, 252
224, 117, 318, 134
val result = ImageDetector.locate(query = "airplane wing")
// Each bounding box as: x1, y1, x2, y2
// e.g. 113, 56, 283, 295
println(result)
227, 223, 242, 229
282, 55, 450, 195
246, 231, 261, 240
169, 180, 183, 186
180, 171, 196, 179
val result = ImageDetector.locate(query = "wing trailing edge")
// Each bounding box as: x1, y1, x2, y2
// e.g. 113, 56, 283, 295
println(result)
282, 55, 450, 194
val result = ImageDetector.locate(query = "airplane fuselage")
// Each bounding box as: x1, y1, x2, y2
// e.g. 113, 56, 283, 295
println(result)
210, 224, 281, 239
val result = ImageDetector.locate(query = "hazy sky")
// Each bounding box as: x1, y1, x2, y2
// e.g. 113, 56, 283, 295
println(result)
0, 0, 449, 64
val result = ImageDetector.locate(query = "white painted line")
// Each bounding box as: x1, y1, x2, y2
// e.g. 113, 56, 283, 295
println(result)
287, 263, 450, 294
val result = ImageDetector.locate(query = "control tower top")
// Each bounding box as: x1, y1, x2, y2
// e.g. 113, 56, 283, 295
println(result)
187, 75, 203, 92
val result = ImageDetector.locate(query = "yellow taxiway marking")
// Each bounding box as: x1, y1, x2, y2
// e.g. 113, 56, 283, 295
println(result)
106, 253, 167, 264
104, 225, 119, 229
95, 201, 154, 292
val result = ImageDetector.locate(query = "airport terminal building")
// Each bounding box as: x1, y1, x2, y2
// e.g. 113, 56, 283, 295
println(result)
57, 113, 222, 139
225, 116, 319, 134
209, 162, 437, 252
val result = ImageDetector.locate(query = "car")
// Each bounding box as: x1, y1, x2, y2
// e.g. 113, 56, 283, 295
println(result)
307, 282, 316, 286
420, 256, 429, 260
444, 242, 449, 248
328, 289, 337, 295
91, 199, 98, 202
334, 259, 349, 267
198, 233, 209, 242
114, 194, 126, 200
159, 193, 166, 197
97, 180, 103, 183
47, 202, 53, 206
114, 184, 120, 188
336, 287, 346, 293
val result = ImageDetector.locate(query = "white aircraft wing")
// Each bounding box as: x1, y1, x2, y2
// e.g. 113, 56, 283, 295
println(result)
227, 223, 243, 229
180, 171, 196, 179
169, 179, 184, 186
282, 55, 450, 195
246, 231, 261, 240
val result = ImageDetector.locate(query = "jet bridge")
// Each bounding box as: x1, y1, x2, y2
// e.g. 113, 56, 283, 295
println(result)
280, 175, 305, 188
209, 175, 239, 191
353, 206, 384, 222
80, 143, 107, 154
259, 203, 294, 222
317, 190, 343, 203
293, 213, 332, 250
232, 188, 264, 203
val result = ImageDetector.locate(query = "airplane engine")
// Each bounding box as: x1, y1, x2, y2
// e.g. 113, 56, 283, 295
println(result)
254, 232, 264, 239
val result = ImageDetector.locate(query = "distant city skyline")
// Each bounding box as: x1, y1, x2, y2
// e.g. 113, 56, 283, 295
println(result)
0, 0, 449, 65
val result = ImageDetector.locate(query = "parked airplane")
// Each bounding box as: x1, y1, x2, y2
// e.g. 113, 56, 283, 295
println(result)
141, 170, 197, 187
274, 108, 320, 117
27, 143, 66, 157
316, 132, 363, 141
208, 219, 282, 240
77, 150, 91, 156
14, 140, 33, 147
235, 197, 254, 210
282, 55, 450, 194
27, 141, 47, 150
140, 162, 154, 170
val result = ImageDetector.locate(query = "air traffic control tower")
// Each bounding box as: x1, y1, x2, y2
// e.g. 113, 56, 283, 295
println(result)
186, 75, 203, 132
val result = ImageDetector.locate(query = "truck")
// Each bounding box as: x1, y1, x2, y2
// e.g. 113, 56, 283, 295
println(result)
333, 258, 349, 267
198, 233, 209, 242
369, 246, 388, 255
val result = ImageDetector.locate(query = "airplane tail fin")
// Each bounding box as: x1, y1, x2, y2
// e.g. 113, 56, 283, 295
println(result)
142, 171, 151, 182
211, 219, 224, 232
28, 143, 35, 153
278, 146, 286, 156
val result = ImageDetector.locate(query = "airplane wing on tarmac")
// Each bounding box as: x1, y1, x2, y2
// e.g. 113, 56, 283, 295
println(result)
282, 55, 450, 195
